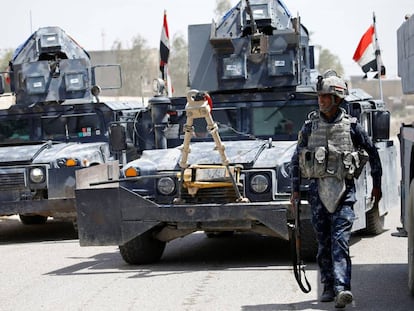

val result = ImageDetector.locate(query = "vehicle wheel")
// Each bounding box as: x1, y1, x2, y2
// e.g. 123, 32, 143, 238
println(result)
363, 204, 385, 235
300, 219, 318, 262
205, 231, 234, 238
408, 180, 414, 295
72, 219, 78, 233
19, 214, 48, 225
119, 229, 166, 265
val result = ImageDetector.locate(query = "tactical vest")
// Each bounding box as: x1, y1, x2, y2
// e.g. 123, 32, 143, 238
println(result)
299, 109, 368, 180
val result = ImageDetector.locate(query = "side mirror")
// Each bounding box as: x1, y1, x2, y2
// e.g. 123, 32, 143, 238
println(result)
0, 75, 5, 95
109, 123, 127, 152
371, 110, 390, 141
91, 64, 122, 90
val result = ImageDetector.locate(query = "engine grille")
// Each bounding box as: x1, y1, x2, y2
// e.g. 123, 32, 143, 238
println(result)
0, 172, 26, 190
181, 187, 239, 204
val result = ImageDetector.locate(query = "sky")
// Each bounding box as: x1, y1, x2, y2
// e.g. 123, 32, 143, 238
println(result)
1, 0, 413, 79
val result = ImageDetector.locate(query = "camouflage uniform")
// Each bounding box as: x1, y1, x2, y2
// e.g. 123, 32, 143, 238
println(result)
291, 108, 382, 295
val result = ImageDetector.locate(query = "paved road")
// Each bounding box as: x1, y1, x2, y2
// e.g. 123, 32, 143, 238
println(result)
0, 205, 413, 311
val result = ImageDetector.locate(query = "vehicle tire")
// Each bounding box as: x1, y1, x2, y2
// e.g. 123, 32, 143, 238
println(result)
119, 229, 166, 265
19, 214, 48, 225
300, 219, 318, 262
205, 231, 234, 238
363, 204, 385, 235
408, 180, 414, 295
72, 219, 78, 233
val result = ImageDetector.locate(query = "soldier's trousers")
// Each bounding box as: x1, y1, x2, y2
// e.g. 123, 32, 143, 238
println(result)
311, 199, 355, 294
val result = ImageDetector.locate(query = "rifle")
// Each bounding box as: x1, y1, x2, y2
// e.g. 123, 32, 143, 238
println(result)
290, 197, 311, 293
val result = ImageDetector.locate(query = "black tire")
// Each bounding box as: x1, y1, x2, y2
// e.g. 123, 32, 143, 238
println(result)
19, 214, 48, 225
300, 219, 318, 262
205, 231, 234, 238
363, 204, 385, 235
119, 229, 166, 265
72, 219, 79, 233
408, 180, 414, 295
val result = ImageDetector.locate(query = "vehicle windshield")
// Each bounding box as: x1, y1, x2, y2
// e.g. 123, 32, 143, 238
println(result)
251, 105, 315, 138
0, 112, 105, 145
0, 118, 32, 144
42, 113, 104, 140
191, 104, 317, 141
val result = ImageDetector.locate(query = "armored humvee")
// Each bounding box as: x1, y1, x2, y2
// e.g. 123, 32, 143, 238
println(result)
0, 26, 144, 225
75, 0, 397, 264
396, 13, 414, 295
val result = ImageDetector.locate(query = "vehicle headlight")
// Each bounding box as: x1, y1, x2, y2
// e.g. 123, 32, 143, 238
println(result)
29, 167, 46, 183
250, 174, 269, 193
56, 157, 81, 168
157, 177, 176, 195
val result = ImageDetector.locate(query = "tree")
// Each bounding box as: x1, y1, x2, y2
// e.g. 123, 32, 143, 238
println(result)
317, 48, 344, 77
214, 0, 232, 21
169, 33, 188, 96
0, 49, 13, 93
113, 35, 158, 97
0, 49, 13, 71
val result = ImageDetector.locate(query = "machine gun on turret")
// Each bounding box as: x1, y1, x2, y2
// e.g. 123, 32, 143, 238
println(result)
0, 26, 144, 227
1, 26, 120, 106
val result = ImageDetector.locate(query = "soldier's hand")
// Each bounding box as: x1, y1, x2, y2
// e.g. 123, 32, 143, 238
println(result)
371, 187, 382, 204
290, 192, 300, 207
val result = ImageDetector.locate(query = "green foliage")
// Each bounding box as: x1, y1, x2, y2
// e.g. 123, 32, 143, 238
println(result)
0, 49, 13, 70
169, 33, 188, 96
0, 49, 13, 93
214, 0, 232, 21
112, 35, 158, 97
317, 48, 344, 77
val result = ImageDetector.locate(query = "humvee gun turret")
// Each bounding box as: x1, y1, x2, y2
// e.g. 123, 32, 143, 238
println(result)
0, 26, 144, 225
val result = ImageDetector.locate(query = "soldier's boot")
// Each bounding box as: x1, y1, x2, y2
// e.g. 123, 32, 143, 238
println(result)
334, 290, 353, 308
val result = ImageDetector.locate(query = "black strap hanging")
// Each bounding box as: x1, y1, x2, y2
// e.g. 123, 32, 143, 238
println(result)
289, 198, 312, 293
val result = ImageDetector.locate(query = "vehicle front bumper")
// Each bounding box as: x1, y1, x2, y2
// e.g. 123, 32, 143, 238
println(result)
0, 197, 76, 218
75, 185, 292, 246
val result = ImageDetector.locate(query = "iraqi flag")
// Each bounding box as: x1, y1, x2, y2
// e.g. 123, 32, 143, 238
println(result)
159, 10, 170, 80
353, 25, 385, 78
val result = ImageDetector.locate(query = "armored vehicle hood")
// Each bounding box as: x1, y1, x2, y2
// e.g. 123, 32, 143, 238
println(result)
0, 141, 107, 166
124, 139, 297, 172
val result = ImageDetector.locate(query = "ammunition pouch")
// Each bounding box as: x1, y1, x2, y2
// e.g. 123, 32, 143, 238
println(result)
299, 147, 328, 178
299, 147, 368, 180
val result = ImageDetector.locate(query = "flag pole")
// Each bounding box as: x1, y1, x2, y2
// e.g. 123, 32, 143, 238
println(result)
166, 66, 172, 97
373, 12, 384, 101
159, 9, 173, 97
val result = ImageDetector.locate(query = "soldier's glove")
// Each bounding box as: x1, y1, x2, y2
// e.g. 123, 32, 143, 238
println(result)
371, 187, 382, 204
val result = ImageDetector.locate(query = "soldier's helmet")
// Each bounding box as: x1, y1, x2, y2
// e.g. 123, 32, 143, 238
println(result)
316, 70, 348, 99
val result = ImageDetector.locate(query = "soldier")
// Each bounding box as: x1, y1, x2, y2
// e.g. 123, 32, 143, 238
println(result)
290, 71, 382, 308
